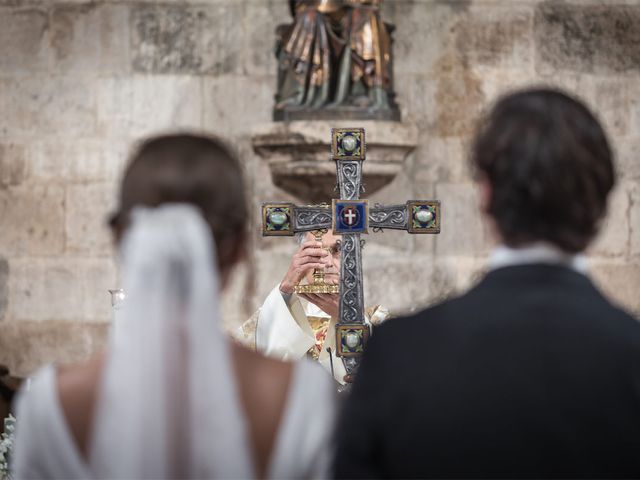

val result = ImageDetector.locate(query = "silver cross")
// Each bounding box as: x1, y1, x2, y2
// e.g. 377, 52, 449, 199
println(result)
262, 128, 441, 383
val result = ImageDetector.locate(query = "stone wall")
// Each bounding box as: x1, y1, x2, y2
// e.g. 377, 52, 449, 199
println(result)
0, 0, 638, 376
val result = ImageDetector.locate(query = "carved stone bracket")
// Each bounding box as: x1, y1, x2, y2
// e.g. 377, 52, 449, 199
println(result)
251, 120, 418, 203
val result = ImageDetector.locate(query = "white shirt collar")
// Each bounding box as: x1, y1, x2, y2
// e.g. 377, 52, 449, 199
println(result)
489, 242, 587, 274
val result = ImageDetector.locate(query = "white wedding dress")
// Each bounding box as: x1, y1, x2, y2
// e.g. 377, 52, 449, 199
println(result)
12, 205, 337, 479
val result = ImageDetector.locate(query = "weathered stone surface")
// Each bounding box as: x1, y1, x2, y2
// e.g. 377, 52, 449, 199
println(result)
203, 75, 275, 137
434, 182, 492, 256
66, 183, 117, 255
455, 4, 533, 68
394, 73, 437, 129
0, 321, 109, 377
29, 139, 127, 183
7, 257, 116, 323
131, 3, 243, 75
384, 1, 459, 76
414, 136, 471, 184
615, 138, 640, 181
535, 2, 640, 75
631, 184, 640, 257
0, 143, 27, 186
50, 4, 130, 74
477, 66, 540, 106
589, 260, 640, 318
97, 75, 203, 138
0, 76, 98, 137
0, 7, 48, 72
0, 185, 65, 256
593, 78, 633, 137
589, 184, 630, 258
0, 258, 7, 321
362, 250, 453, 316
243, 0, 289, 76
432, 49, 485, 137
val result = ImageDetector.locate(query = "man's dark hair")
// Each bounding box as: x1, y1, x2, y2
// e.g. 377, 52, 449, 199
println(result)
472, 88, 615, 253
110, 133, 247, 270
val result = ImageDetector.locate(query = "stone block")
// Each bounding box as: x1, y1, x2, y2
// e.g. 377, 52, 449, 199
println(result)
0, 185, 65, 256
394, 74, 437, 129
50, 3, 131, 74
588, 184, 630, 257
0, 76, 98, 138
0, 321, 109, 378
431, 50, 485, 138
631, 183, 640, 257
414, 136, 471, 184
131, 3, 243, 75
384, 1, 458, 76
243, 0, 289, 76
534, 3, 640, 75
615, 138, 640, 181
455, 4, 533, 69
65, 183, 117, 256
434, 182, 492, 256
0, 143, 27, 187
97, 75, 203, 139
203, 75, 275, 138
0, 258, 7, 321
588, 260, 640, 318
593, 78, 633, 137
476, 66, 544, 107
363, 249, 452, 316
0, 7, 48, 72
7, 257, 116, 323
29, 139, 128, 183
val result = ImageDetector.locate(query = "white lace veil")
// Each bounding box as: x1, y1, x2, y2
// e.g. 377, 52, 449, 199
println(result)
90, 204, 253, 478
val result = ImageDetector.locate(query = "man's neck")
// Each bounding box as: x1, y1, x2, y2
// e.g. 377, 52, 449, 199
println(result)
489, 242, 587, 274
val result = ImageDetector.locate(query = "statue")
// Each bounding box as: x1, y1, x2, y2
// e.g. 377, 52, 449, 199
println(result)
274, 0, 400, 121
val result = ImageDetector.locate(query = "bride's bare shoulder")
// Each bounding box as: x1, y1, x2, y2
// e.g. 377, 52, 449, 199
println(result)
57, 353, 105, 395
56, 353, 106, 456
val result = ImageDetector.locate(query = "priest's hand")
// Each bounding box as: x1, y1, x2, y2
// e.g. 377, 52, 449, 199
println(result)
280, 240, 328, 294
299, 293, 340, 319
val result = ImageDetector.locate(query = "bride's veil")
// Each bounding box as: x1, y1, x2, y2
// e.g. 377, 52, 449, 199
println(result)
90, 204, 253, 478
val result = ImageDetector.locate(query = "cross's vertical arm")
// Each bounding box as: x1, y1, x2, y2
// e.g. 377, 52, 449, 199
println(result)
331, 128, 368, 382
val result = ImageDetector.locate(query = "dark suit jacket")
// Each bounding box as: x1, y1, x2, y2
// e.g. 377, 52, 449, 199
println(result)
334, 264, 640, 479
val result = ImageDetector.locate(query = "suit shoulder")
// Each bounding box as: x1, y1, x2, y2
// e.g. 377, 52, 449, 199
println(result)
373, 294, 469, 337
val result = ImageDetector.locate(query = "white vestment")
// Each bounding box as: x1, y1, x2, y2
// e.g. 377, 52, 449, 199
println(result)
236, 286, 389, 385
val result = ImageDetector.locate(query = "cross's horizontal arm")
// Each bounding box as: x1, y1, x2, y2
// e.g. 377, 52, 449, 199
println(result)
262, 200, 440, 236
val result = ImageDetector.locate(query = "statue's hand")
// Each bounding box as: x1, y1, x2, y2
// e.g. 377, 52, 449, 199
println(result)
299, 293, 340, 319
280, 240, 328, 294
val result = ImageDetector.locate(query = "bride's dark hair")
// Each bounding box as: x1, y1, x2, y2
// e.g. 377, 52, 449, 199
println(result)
110, 133, 247, 269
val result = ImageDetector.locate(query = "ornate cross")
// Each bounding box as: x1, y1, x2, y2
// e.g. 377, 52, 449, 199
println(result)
262, 128, 440, 383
